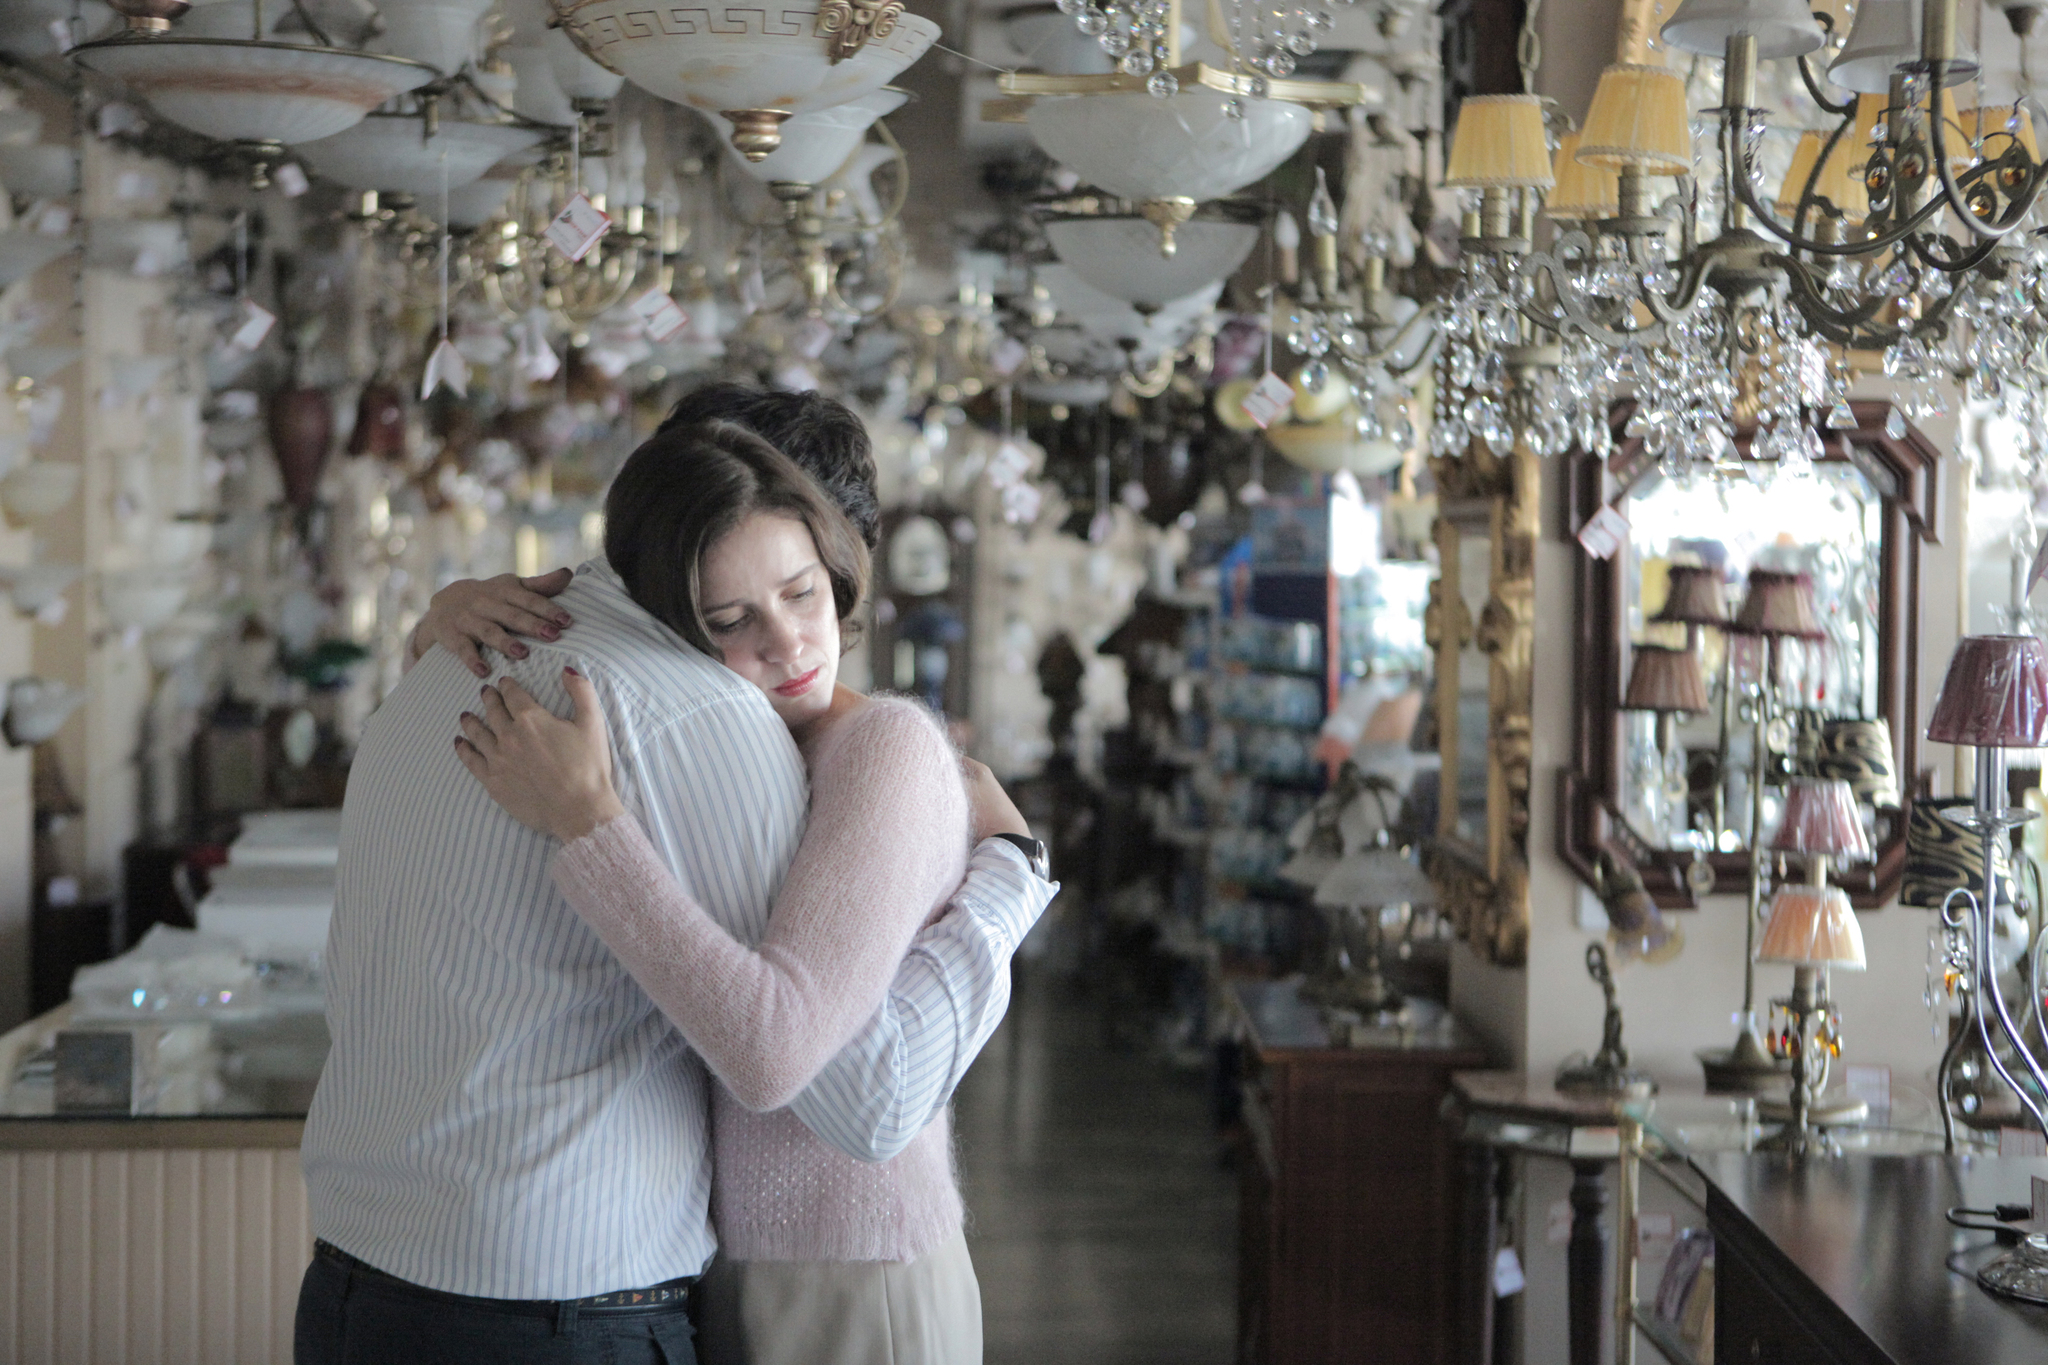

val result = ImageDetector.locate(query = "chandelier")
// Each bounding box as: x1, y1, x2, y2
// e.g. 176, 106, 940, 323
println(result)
1432, 0, 2048, 475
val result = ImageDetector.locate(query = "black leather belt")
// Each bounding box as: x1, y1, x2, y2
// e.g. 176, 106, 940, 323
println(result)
315, 1240, 697, 1316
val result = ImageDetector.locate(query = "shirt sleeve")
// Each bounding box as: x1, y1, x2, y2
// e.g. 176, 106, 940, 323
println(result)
552, 702, 971, 1117
786, 837, 1058, 1161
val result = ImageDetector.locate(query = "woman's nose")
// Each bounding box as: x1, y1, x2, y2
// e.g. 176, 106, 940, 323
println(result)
761, 611, 803, 662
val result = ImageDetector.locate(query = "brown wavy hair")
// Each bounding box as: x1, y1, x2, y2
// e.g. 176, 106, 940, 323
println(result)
604, 421, 870, 658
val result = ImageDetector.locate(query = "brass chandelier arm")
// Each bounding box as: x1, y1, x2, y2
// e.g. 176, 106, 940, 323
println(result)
1724, 114, 1953, 256
1924, 78, 2048, 242
1770, 252, 1959, 348
1326, 305, 1439, 373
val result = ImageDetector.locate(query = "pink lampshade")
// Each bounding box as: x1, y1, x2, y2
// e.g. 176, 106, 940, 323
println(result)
1771, 777, 1873, 861
1732, 570, 1825, 640
1757, 883, 1866, 969
1926, 634, 2048, 747
1653, 565, 1730, 628
1623, 645, 1709, 714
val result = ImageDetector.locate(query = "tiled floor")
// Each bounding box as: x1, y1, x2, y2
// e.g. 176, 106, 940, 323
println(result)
954, 969, 1237, 1365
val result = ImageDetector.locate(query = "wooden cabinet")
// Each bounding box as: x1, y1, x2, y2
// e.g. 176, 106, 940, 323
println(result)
1231, 981, 1489, 1365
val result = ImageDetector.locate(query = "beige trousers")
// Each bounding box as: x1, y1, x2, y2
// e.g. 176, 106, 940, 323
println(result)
695, 1229, 983, 1365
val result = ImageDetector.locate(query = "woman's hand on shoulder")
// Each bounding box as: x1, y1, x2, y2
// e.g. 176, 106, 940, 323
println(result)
408, 568, 576, 678
961, 757, 1029, 843
453, 668, 625, 842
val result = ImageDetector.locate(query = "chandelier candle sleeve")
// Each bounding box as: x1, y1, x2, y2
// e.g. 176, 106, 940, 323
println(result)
1575, 64, 1693, 175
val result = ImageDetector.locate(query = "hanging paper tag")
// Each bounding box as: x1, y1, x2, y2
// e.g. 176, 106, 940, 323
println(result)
1491, 1247, 1526, 1298
792, 317, 835, 360
991, 335, 1028, 378
227, 298, 276, 352
1577, 504, 1629, 561
544, 193, 611, 261
1240, 370, 1295, 429
628, 287, 689, 342
1546, 1199, 1573, 1245
421, 337, 470, 399
275, 163, 310, 199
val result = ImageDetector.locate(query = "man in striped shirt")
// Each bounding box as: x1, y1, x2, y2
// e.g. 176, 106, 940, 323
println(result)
297, 393, 1054, 1364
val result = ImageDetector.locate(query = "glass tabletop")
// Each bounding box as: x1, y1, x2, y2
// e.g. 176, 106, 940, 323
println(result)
1621, 1080, 1962, 1161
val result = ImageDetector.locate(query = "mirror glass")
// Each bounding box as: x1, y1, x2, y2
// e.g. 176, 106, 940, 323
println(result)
1454, 529, 1492, 844
1616, 465, 1884, 856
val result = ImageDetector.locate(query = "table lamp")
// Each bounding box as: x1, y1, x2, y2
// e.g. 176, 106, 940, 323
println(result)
1701, 568, 1828, 1096
1924, 634, 2048, 1154
1757, 778, 1871, 1156
1624, 645, 1710, 838
1310, 840, 1435, 1019
1653, 562, 1737, 858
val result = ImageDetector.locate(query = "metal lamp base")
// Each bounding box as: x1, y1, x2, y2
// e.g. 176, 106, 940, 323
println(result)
1756, 1094, 1869, 1127
1698, 1033, 1792, 1095
1556, 1059, 1658, 1101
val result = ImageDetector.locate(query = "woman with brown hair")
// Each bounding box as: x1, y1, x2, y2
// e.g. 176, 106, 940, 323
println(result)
451, 420, 1014, 1364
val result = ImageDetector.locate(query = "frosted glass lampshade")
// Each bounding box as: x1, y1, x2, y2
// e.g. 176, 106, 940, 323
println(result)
1772, 778, 1874, 861
1659, 0, 1825, 58
501, 43, 576, 125
708, 88, 910, 186
1758, 883, 1866, 968
1026, 87, 1313, 204
298, 113, 545, 193
442, 175, 518, 228
1576, 64, 1692, 175
1314, 846, 1436, 909
1829, 0, 1976, 93
1732, 569, 1824, 640
1927, 634, 2048, 747
1044, 213, 1260, 308
70, 37, 436, 146
1001, 4, 1114, 74
376, 0, 492, 74
1444, 94, 1553, 189
543, 25, 624, 105
1623, 645, 1710, 714
1034, 263, 1220, 353
1543, 131, 1619, 219
551, 0, 937, 159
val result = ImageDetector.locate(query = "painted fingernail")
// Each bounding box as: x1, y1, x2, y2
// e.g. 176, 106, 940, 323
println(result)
513, 643, 530, 657
555, 616, 574, 627
538, 627, 558, 641
564, 666, 582, 678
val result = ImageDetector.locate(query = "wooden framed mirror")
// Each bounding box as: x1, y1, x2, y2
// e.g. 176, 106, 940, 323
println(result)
1424, 443, 1535, 966
1560, 400, 1938, 909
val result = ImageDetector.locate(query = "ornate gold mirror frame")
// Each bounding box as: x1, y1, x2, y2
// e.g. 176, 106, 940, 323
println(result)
1424, 443, 1535, 966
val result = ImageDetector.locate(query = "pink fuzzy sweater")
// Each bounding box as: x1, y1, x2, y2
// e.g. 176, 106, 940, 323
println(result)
550, 696, 970, 1264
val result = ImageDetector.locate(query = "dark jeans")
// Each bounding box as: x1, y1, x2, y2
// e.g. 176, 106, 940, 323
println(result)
295, 1245, 699, 1365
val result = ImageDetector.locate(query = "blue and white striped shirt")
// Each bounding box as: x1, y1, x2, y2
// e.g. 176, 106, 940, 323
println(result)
302, 561, 1052, 1299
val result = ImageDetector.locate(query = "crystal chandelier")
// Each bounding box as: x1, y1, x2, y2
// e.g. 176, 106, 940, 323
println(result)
1431, 0, 2048, 474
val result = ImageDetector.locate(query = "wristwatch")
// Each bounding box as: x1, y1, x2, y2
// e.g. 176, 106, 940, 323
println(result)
989, 832, 1050, 881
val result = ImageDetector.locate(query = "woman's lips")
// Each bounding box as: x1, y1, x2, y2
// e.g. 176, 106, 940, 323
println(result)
774, 666, 822, 699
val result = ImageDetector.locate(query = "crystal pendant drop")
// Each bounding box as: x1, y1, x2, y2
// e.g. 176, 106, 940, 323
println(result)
1884, 407, 1907, 439
1146, 69, 1178, 96
1122, 49, 1154, 74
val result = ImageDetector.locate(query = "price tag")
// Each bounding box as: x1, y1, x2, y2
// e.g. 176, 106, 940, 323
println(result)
990, 335, 1028, 377
629, 287, 690, 342
1577, 503, 1629, 560
988, 439, 1033, 488
275, 163, 310, 198
227, 298, 276, 352
543, 193, 611, 261
1491, 1247, 1526, 1298
1000, 480, 1042, 525
1239, 370, 1295, 429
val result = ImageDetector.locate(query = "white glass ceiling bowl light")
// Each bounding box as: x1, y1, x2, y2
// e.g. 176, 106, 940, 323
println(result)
1044, 212, 1259, 308
710, 87, 909, 186
70, 36, 437, 165
1026, 87, 1311, 252
376, 0, 493, 73
548, 0, 938, 159
298, 113, 546, 193
1035, 262, 1220, 351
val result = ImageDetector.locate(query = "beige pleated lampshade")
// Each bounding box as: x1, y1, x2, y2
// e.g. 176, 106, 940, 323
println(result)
1956, 103, 2040, 168
1776, 125, 1868, 222
1576, 64, 1693, 175
1543, 130, 1621, 219
1623, 645, 1710, 714
1757, 883, 1867, 969
1445, 94, 1556, 189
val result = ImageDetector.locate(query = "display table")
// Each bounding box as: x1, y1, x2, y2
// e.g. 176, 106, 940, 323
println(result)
0, 996, 323, 1364
1228, 979, 1489, 1365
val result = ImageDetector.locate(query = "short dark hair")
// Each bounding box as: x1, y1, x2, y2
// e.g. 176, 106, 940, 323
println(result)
605, 421, 870, 658
658, 384, 881, 551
